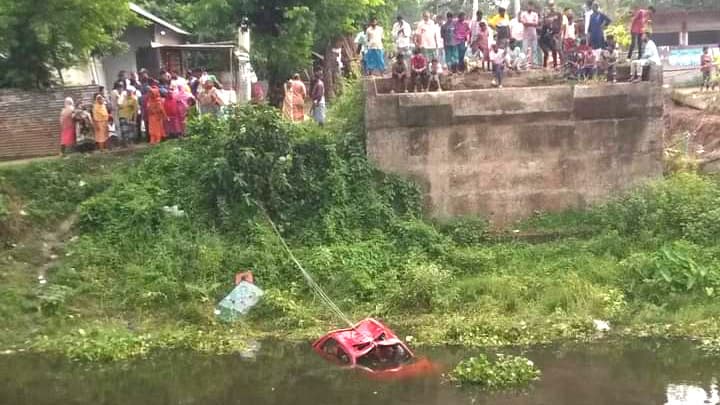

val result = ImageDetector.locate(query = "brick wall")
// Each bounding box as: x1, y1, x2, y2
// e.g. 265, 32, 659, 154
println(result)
0, 85, 97, 160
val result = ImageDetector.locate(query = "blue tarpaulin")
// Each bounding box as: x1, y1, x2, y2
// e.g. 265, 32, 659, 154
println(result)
217, 281, 264, 320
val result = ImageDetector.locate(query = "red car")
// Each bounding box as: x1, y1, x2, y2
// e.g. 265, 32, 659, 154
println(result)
312, 318, 438, 378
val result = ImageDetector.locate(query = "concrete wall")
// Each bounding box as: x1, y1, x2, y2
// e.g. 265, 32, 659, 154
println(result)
0, 86, 96, 160
365, 82, 665, 226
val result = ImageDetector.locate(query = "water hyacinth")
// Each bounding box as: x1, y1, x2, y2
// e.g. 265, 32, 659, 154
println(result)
449, 354, 541, 390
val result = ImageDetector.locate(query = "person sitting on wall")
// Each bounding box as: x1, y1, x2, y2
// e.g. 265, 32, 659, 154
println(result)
630, 33, 660, 83
599, 35, 618, 83
428, 58, 443, 92
410, 48, 429, 92
391, 54, 409, 93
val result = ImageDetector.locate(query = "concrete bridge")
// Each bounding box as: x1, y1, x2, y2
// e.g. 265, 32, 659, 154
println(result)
364, 80, 664, 226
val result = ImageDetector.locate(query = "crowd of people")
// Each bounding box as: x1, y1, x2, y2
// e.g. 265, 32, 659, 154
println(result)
354, 1, 671, 90
59, 68, 226, 154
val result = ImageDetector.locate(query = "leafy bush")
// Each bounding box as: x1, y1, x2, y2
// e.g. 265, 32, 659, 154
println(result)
597, 173, 720, 245
389, 262, 456, 311
437, 216, 489, 246
622, 241, 719, 302
0, 192, 8, 221
450, 354, 541, 390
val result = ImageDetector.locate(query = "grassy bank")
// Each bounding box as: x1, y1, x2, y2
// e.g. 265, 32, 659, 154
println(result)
2, 82, 720, 361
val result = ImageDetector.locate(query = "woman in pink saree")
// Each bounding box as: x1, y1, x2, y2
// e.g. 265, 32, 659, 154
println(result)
174, 85, 193, 136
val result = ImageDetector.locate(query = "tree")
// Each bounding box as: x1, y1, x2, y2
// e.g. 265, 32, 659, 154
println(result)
0, 0, 138, 88
190, 0, 401, 98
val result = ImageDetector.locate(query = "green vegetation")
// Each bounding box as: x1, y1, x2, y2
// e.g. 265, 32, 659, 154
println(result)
450, 354, 541, 390
2, 81, 720, 362
0, 0, 138, 88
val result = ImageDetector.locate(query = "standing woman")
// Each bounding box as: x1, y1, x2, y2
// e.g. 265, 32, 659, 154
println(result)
197, 78, 223, 116
92, 95, 109, 151
174, 84, 193, 136
164, 87, 181, 139
118, 87, 139, 145
59, 97, 75, 155
289, 74, 307, 123
147, 88, 167, 145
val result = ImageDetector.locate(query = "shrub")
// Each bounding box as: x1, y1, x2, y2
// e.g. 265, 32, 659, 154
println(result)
622, 241, 719, 302
0, 192, 8, 221
450, 354, 541, 390
437, 216, 489, 246
598, 173, 720, 245
389, 262, 456, 311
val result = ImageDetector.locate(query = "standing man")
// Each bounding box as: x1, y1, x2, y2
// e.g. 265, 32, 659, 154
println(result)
441, 12, 459, 73
521, 2, 540, 68
416, 12, 438, 60
310, 70, 326, 126
455, 12, 472, 72
365, 17, 386, 76
630, 33, 660, 82
392, 15, 413, 60
587, 2, 612, 50
583, 0, 593, 36
488, 6, 511, 49
628, 6, 655, 60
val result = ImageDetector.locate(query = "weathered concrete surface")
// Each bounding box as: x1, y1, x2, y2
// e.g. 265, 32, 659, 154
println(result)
365, 82, 664, 226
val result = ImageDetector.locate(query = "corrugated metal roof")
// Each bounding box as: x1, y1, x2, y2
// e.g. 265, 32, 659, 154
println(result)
150, 42, 234, 49
129, 2, 191, 36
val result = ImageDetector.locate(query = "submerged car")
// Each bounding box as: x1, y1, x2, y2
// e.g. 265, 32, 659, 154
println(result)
312, 318, 438, 378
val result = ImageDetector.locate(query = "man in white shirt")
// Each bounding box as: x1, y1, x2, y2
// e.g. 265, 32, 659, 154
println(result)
392, 16, 413, 59
630, 33, 660, 82
416, 12, 438, 59
365, 17, 386, 75
583, 0, 593, 35
520, 3, 539, 68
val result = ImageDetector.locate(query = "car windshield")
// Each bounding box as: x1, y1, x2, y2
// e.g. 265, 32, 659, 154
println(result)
356, 343, 411, 370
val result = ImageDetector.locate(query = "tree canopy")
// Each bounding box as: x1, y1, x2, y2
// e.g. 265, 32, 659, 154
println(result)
0, 0, 138, 88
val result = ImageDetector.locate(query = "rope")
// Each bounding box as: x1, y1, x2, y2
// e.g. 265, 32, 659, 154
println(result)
256, 203, 354, 328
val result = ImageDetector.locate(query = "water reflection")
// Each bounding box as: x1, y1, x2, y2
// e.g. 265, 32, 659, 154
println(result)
0, 340, 717, 405
666, 380, 719, 405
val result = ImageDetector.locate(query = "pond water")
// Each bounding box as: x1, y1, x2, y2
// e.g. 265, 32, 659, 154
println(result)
0, 339, 718, 405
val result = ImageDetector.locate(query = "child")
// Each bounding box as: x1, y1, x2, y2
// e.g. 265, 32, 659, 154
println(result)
508, 46, 528, 71
391, 54, 409, 93
428, 58, 443, 91
600, 35, 619, 83
92, 95, 109, 151
473, 21, 491, 71
701, 47, 712, 91
410, 48, 429, 92
490, 43, 506, 88
580, 46, 597, 80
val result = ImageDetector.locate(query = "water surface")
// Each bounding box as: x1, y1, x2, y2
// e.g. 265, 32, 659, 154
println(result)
0, 340, 718, 405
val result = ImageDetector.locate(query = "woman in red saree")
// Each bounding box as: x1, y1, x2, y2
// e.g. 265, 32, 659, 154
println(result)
283, 74, 306, 123
59, 97, 75, 154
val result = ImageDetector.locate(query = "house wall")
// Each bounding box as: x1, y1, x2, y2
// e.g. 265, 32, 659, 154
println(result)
365, 83, 665, 227
101, 25, 153, 90
154, 25, 185, 45
0, 86, 97, 160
